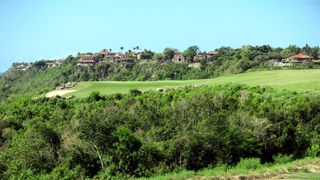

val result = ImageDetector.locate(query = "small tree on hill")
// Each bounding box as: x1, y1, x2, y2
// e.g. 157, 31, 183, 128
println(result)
163, 48, 174, 61
183, 46, 199, 62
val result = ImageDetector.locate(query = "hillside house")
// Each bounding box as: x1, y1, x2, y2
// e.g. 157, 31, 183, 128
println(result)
101, 49, 116, 60
193, 54, 207, 62
288, 53, 312, 62
207, 51, 219, 59
77, 54, 97, 65
193, 51, 219, 62
15, 63, 31, 71
172, 50, 186, 63
100, 49, 130, 62
46, 60, 63, 68
106, 53, 116, 60
111, 52, 129, 62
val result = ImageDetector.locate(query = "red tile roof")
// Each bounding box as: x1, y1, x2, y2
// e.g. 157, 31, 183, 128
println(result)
290, 53, 310, 59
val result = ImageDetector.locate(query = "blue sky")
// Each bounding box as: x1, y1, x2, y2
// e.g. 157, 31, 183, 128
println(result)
0, 0, 319, 72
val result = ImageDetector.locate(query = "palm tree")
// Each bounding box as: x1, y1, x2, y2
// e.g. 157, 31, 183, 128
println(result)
120, 47, 124, 52
109, 48, 112, 52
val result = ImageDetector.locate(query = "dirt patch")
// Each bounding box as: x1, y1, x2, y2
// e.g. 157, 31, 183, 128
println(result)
45, 90, 77, 98
267, 162, 320, 180
190, 161, 320, 180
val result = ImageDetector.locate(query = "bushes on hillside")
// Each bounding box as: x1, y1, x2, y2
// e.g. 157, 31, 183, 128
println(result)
0, 84, 319, 178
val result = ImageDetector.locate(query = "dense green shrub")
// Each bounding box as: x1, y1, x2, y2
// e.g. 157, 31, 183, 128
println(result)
235, 158, 261, 170
307, 144, 320, 157
0, 84, 320, 178
273, 154, 294, 164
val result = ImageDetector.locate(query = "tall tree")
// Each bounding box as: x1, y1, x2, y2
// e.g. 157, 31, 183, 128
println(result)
183, 46, 199, 62
163, 48, 174, 61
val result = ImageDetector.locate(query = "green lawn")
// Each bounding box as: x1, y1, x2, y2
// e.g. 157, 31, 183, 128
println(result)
288, 172, 320, 179
135, 157, 320, 180
67, 69, 320, 97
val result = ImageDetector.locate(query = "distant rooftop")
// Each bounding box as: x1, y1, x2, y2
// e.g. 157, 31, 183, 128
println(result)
290, 53, 310, 59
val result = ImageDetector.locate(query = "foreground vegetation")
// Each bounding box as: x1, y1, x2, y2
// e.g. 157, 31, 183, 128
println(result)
1, 84, 320, 179
67, 69, 320, 97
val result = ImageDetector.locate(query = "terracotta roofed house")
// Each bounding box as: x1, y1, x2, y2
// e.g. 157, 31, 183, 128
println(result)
100, 49, 117, 62
77, 54, 97, 65
289, 53, 312, 62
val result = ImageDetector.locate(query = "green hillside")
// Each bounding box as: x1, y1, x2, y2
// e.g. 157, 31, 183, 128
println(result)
3, 83, 320, 179
143, 157, 320, 180
67, 69, 320, 97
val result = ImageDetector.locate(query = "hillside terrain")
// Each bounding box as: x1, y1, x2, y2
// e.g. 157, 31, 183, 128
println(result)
1, 45, 320, 179
1, 44, 319, 101
1, 83, 320, 179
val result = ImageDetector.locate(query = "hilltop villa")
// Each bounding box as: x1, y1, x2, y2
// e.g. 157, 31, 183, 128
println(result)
77, 54, 97, 65
207, 51, 219, 58
100, 49, 116, 59
193, 51, 219, 62
172, 50, 186, 63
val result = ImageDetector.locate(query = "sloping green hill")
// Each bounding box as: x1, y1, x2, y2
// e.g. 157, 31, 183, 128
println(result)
140, 157, 320, 180
65, 69, 320, 97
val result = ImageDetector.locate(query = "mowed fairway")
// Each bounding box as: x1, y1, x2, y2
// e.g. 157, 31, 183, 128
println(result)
66, 69, 320, 97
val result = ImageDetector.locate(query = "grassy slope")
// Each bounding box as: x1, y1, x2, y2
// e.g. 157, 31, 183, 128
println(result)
67, 69, 320, 97
69, 80, 211, 97
3, 65, 72, 97
137, 158, 320, 180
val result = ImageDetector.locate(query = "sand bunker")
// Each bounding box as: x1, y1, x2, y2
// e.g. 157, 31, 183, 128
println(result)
45, 90, 77, 98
